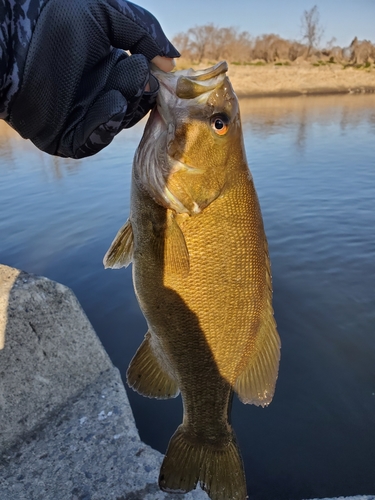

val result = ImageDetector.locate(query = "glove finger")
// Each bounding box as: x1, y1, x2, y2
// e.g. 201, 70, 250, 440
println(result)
104, 53, 150, 101
102, 0, 180, 60
122, 83, 158, 129
103, 52, 160, 130
58, 90, 128, 158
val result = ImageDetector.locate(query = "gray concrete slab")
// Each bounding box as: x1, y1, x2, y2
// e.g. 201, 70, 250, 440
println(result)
0, 265, 112, 455
0, 365, 207, 500
0, 264, 207, 499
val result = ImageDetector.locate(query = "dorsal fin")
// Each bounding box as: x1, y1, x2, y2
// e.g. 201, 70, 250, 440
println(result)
234, 239, 281, 406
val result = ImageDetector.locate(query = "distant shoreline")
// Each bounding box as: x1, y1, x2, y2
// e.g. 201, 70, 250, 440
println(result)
176, 60, 375, 98
234, 86, 375, 98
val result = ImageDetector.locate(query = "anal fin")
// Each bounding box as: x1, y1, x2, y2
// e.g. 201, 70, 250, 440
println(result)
127, 332, 180, 399
103, 219, 134, 269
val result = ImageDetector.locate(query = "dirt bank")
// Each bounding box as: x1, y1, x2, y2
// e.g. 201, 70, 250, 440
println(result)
227, 63, 375, 97
176, 59, 375, 97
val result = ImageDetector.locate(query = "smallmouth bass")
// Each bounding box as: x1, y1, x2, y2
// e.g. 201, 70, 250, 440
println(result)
104, 61, 281, 500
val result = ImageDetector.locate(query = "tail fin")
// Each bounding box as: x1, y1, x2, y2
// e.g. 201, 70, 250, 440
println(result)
159, 425, 247, 500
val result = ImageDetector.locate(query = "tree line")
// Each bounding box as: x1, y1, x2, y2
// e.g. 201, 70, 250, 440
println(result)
172, 6, 375, 66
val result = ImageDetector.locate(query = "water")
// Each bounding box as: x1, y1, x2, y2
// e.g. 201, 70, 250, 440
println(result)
1, 94, 374, 500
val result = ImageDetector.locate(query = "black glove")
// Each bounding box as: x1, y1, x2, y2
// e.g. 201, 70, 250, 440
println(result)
1, 0, 179, 158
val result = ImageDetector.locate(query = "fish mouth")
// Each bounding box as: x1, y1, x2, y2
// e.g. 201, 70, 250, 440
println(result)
151, 61, 229, 127
154, 60, 228, 95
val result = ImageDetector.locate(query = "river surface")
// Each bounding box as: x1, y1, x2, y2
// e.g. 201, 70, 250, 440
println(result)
1, 94, 374, 500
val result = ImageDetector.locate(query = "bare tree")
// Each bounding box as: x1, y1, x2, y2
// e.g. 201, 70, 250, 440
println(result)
172, 32, 191, 59
349, 37, 375, 64
224, 30, 253, 63
252, 34, 296, 63
186, 24, 217, 63
300, 5, 324, 55
205, 26, 227, 61
173, 24, 253, 64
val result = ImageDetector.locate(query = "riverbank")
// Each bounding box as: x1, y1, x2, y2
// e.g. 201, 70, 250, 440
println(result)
176, 60, 375, 97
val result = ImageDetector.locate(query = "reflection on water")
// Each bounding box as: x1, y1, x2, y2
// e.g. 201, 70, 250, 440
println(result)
240, 94, 375, 151
1, 95, 375, 500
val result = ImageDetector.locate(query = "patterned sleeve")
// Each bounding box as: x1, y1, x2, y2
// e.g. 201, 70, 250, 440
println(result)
0, 0, 47, 119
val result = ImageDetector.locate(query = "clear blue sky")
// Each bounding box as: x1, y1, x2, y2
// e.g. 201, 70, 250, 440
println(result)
139, 0, 374, 48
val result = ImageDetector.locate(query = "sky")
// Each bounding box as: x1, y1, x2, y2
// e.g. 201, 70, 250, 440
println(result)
139, 0, 375, 49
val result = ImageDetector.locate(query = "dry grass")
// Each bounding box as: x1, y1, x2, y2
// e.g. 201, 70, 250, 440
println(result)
173, 58, 375, 97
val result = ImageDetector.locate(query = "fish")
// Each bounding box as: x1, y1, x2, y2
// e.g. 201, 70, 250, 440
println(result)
103, 61, 281, 500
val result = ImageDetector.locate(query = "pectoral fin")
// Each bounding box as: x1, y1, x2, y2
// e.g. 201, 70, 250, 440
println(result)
152, 212, 190, 278
127, 331, 180, 399
103, 219, 134, 269
165, 213, 190, 277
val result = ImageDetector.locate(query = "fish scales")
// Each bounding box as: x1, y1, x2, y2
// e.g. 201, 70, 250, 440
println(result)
104, 61, 281, 500
169, 176, 266, 384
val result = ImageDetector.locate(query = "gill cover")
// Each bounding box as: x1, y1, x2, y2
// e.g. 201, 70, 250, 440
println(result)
134, 61, 237, 216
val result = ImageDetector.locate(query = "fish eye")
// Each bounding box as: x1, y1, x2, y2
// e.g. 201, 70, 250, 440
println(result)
210, 114, 229, 136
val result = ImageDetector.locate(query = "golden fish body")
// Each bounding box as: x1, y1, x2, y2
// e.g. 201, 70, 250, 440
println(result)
104, 62, 280, 500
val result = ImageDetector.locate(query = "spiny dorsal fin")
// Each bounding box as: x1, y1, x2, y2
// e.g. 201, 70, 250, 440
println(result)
127, 331, 179, 399
103, 219, 134, 269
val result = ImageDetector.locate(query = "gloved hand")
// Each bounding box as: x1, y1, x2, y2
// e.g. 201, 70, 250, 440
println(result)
1, 0, 179, 158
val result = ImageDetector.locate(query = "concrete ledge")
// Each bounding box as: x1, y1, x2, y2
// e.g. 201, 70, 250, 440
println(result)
0, 264, 207, 499
0, 366, 206, 500
0, 264, 373, 500
0, 265, 113, 454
